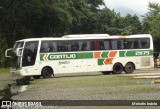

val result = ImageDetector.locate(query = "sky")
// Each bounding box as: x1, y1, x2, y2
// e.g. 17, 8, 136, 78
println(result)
104, 0, 160, 15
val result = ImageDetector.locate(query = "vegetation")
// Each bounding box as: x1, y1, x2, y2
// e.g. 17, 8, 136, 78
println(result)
0, 0, 160, 67
0, 68, 10, 75
0, 68, 10, 90
30, 73, 159, 96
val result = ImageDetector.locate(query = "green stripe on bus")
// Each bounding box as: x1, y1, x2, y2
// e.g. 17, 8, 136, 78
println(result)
40, 50, 153, 61
40, 54, 45, 60
40, 52, 93, 61
119, 50, 153, 57
98, 59, 104, 65
101, 52, 109, 58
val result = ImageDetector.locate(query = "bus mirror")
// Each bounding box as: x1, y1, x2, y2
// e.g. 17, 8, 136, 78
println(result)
5, 48, 12, 58
16, 48, 23, 56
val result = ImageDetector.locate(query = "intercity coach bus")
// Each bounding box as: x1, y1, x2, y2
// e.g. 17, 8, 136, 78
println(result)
5, 34, 154, 79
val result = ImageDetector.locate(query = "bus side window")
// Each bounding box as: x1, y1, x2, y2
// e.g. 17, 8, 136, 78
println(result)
91, 40, 100, 50
117, 40, 124, 49
111, 40, 118, 50
48, 43, 55, 52
82, 41, 91, 51
133, 40, 139, 49
40, 42, 49, 53
100, 41, 104, 50
103, 40, 110, 50
71, 42, 79, 51
82, 43, 87, 51
49, 41, 57, 52
58, 46, 69, 52
124, 40, 133, 49
141, 39, 149, 48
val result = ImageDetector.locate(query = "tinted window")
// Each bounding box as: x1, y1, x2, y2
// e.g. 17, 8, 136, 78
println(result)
139, 38, 150, 49
40, 41, 57, 53
39, 38, 150, 52
22, 41, 38, 67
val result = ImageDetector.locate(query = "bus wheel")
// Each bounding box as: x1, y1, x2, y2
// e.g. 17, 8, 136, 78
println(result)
33, 75, 41, 79
112, 63, 123, 74
102, 71, 112, 75
124, 62, 135, 74
41, 66, 53, 78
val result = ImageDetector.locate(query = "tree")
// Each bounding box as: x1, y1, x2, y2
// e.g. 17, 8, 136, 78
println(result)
110, 14, 142, 35
142, 2, 160, 51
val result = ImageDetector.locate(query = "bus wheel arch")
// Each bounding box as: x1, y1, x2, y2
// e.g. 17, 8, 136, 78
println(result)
124, 62, 135, 74
41, 66, 54, 78
112, 62, 123, 74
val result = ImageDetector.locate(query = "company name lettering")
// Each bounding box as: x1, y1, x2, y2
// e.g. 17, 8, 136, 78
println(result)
49, 54, 76, 60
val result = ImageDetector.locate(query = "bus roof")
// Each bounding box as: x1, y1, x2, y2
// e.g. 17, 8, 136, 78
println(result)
62, 34, 109, 38
16, 34, 152, 42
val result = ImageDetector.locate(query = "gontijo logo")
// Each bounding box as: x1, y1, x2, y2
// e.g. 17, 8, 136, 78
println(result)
42, 53, 76, 61
49, 54, 76, 60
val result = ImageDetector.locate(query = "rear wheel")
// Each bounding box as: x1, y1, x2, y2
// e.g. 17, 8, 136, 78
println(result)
42, 67, 53, 78
112, 63, 123, 74
124, 63, 135, 74
33, 75, 41, 79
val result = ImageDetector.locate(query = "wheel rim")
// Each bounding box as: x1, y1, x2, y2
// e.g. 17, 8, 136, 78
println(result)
125, 63, 134, 73
113, 63, 123, 74
42, 67, 52, 78
115, 66, 122, 72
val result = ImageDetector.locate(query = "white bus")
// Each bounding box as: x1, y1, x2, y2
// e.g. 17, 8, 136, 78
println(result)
5, 34, 154, 79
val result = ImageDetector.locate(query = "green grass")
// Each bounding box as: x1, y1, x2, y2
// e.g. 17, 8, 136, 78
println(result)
30, 74, 152, 88
28, 73, 160, 97
0, 68, 10, 90
0, 68, 10, 75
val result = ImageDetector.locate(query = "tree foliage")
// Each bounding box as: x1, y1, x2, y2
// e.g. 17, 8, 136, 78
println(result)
142, 2, 160, 51
0, 0, 145, 67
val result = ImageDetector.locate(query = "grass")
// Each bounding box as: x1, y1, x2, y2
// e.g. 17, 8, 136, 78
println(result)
30, 73, 153, 88
28, 72, 160, 99
0, 68, 10, 75
0, 68, 10, 90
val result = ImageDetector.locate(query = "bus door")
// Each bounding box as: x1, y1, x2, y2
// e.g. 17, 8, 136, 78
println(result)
22, 41, 39, 75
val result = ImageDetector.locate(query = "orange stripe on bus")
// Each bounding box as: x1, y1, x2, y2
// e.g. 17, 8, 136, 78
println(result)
109, 51, 118, 57
94, 52, 101, 58
119, 36, 126, 38
104, 58, 113, 64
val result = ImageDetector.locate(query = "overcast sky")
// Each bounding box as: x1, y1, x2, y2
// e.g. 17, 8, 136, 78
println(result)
104, 0, 160, 15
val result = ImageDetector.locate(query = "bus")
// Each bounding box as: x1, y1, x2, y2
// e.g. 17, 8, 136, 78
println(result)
5, 34, 154, 79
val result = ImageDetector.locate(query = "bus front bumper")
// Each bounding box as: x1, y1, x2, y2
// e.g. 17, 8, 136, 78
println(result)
10, 68, 22, 77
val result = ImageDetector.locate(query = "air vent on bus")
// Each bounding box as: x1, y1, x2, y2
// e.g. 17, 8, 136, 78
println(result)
62, 34, 110, 38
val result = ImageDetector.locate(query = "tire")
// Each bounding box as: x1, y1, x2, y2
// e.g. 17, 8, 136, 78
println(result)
102, 71, 112, 75
124, 63, 135, 74
112, 63, 123, 74
33, 75, 41, 79
41, 67, 53, 78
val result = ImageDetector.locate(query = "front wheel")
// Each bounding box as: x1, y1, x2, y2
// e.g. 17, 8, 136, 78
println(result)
124, 63, 135, 74
41, 67, 53, 78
